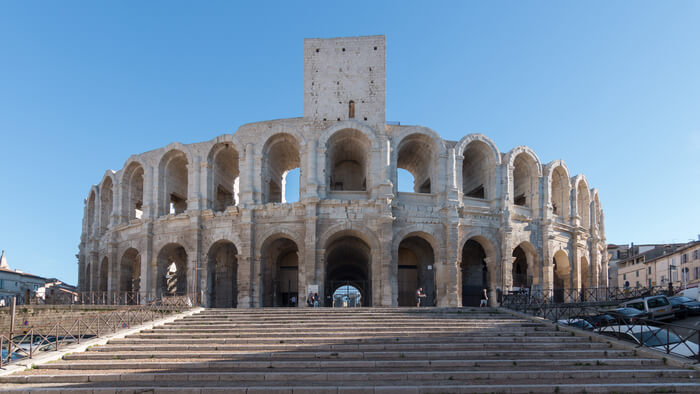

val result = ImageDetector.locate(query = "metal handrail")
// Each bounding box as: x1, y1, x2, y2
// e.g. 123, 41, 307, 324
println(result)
0, 294, 193, 367
502, 286, 669, 312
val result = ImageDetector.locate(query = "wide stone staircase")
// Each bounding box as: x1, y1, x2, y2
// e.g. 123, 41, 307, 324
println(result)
2, 307, 698, 393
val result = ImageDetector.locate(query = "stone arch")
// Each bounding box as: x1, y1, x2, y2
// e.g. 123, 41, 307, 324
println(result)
260, 234, 300, 307
553, 249, 571, 302
396, 233, 436, 306
460, 235, 498, 307
573, 175, 591, 230
393, 127, 444, 194
580, 253, 591, 290
326, 128, 372, 192
119, 248, 141, 301
261, 133, 301, 204
206, 240, 238, 308
156, 243, 189, 297
319, 223, 381, 254
456, 134, 501, 201
512, 241, 538, 290
324, 233, 373, 307
98, 256, 109, 292
87, 188, 97, 236
318, 120, 380, 150
158, 149, 189, 216
544, 160, 571, 219
120, 160, 145, 222
99, 173, 115, 235
207, 142, 240, 211
506, 147, 542, 209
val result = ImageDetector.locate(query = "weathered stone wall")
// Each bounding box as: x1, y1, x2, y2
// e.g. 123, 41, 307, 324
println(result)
77, 36, 607, 308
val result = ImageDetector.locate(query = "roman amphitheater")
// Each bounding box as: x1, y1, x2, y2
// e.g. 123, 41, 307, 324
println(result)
78, 35, 607, 308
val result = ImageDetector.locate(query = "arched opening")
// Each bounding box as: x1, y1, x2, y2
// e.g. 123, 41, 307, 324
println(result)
512, 153, 537, 208
208, 143, 240, 212
462, 140, 495, 199
333, 285, 361, 307
85, 263, 92, 291
396, 133, 436, 193
156, 243, 188, 297
120, 248, 140, 303
550, 166, 569, 218
87, 191, 96, 235
328, 129, 370, 191
99, 178, 113, 234
397, 236, 435, 306
122, 163, 144, 221
261, 237, 298, 307
348, 100, 355, 118
325, 235, 371, 307
262, 134, 301, 204
396, 168, 415, 193
553, 250, 571, 303
99, 257, 109, 292
577, 181, 591, 229
207, 241, 238, 308
159, 150, 188, 216
580, 255, 590, 291
512, 246, 529, 290
461, 239, 489, 307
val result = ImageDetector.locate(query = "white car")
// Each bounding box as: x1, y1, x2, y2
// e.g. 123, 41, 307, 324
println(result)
598, 324, 699, 359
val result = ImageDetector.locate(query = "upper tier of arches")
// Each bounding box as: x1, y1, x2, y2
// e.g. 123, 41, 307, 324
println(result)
81, 121, 602, 238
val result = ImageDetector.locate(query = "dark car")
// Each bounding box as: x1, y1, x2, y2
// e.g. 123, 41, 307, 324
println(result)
583, 313, 617, 328
609, 307, 647, 324
669, 296, 700, 319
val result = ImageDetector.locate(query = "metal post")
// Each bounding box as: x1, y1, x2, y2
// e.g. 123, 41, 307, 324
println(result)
9, 297, 16, 342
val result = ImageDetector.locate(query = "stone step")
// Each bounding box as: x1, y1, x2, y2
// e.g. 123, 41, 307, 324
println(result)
6, 382, 700, 393
3, 368, 696, 385
65, 346, 623, 360
35, 354, 649, 370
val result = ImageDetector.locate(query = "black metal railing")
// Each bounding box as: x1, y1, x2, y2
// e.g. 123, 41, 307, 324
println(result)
502, 286, 668, 312
0, 294, 193, 367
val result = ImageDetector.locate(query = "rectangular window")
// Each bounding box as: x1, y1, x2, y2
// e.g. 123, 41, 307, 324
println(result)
682, 254, 688, 264
695, 267, 700, 280
636, 271, 639, 277
623, 273, 627, 280
33, 284, 39, 291
0, 279, 3, 289
648, 267, 652, 274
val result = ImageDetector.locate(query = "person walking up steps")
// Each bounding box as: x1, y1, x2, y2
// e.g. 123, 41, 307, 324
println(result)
416, 287, 426, 307
480, 288, 488, 307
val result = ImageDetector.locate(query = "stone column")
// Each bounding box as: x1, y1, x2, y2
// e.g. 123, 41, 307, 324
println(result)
143, 165, 156, 220
301, 204, 318, 307
142, 222, 154, 303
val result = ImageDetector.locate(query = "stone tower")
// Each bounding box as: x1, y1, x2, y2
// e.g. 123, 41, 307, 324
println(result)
303, 35, 386, 131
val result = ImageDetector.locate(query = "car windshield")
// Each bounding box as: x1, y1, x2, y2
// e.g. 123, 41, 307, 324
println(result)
617, 308, 642, 316
647, 297, 669, 308
632, 329, 682, 346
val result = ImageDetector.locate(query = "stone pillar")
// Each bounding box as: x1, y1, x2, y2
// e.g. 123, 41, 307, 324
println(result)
301, 203, 318, 307
142, 222, 154, 303
187, 155, 201, 211
239, 143, 256, 205
200, 161, 211, 210
304, 140, 318, 199
238, 208, 255, 308
143, 165, 156, 220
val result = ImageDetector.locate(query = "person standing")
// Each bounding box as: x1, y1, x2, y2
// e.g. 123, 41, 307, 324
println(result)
415, 287, 426, 307
480, 288, 488, 307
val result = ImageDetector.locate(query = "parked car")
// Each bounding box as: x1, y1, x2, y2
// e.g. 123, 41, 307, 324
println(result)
597, 325, 699, 359
669, 296, 700, 319
619, 295, 674, 321
584, 313, 617, 328
556, 318, 594, 330
608, 307, 647, 324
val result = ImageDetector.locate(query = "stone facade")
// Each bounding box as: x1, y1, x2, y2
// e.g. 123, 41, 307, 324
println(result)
77, 35, 607, 308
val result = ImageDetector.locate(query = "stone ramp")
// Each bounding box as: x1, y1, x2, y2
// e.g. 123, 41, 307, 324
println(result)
1, 307, 698, 393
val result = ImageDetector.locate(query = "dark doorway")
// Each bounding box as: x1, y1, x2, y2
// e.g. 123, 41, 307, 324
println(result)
461, 239, 488, 307
397, 236, 435, 306
325, 236, 371, 307
262, 237, 299, 307
208, 241, 238, 308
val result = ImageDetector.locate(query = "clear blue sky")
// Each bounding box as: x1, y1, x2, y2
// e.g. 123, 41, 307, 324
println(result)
1, 1, 699, 285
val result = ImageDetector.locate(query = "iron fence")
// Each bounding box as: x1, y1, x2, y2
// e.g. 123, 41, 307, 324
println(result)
502, 286, 668, 312
0, 294, 193, 368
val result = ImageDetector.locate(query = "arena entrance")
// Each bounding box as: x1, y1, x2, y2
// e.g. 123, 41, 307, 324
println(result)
207, 241, 238, 308
397, 236, 435, 307
261, 237, 299, 307
324, 235, 371, 307
461, 239, 488, 307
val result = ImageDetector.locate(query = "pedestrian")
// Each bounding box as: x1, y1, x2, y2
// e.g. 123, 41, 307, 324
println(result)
313, 292, 319, 307
290, 295, 297, 307
415, 287, 426, 307
480, 288, 488, 307
307, 292, 314, 307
